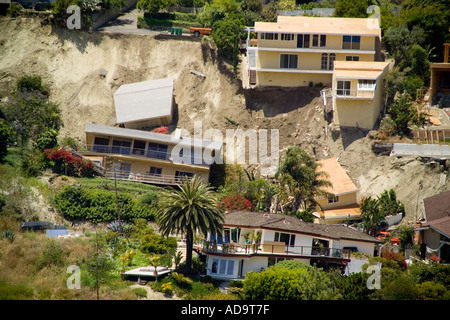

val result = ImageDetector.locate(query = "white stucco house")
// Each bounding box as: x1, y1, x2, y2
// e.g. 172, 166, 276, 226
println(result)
194, 211, 381, 279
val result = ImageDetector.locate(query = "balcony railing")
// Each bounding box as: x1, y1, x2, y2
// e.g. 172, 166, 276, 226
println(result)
105, 170, 193, 185
335, 89, 375, 99
195, 240, 351, 260
83, 144, 207, 165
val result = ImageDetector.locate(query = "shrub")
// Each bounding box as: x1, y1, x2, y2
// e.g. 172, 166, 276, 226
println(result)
44, 147, 94, 177
334, 272, 371, 300
418, 281, 450, 300
0, 280, 34, 300
132, 287, 148, 298
161, 282, 173, 295
39, 240, 68, 269
243, 263, 337, 300
54, 185, 157, 223
151, 126, 169, 134
221, 193, 252, 211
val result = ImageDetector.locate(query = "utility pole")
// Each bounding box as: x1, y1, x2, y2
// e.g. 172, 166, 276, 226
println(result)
95, 226, 99, 300
114, 170, 122, 234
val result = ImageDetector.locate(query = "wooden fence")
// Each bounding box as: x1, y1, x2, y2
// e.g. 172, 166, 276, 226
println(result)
413, 129, 450, 144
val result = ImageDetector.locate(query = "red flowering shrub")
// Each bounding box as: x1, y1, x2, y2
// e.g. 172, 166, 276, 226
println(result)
151, 126, 169, 134
44, 147, 94, 177
221, 194, 253, 211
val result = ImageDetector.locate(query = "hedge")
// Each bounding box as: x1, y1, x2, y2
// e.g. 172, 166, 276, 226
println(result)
53, 185, 158, 223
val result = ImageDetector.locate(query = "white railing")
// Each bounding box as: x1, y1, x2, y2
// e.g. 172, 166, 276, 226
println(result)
335, 89, 375, 99
105, 170, 193, 185
82, 144, 208, 166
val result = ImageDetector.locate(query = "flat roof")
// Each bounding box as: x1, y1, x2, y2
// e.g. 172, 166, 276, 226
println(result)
319, 204, 361, 220
316, 158, 358, 196
334, 61, 390, 80
85, 123, 223, 150
114, 78, 174, 124
255, 16, 381, 36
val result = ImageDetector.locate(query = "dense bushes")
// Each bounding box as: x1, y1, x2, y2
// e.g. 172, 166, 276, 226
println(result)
243, 260, 337, 300
54, 185, 158, 223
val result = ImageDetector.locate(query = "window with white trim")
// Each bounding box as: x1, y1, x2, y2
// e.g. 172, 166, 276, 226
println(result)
211, 258, 234, 276
357, 79, 376, 90
260, 32, 278, 40
342, 35, 361, 50
280, 54, 298, 69
328, 53, 336, 70
346, 56, 360, 61
328, 195, 339, 203
281, 33, 294, 41
321, 53, 328, 70
336, 81, 351, 96
297, 34, 310, 48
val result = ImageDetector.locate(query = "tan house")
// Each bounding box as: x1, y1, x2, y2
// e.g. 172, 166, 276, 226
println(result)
246, 15, 382, 88
430, 43, 450, 108
113, 78, 174, 129
313, 158, 361, 224
331, 60, 391, 129
81, 123, 222, 186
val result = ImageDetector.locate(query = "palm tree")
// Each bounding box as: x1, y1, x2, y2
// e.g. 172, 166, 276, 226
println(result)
275, 146, 332, 214
156, 175, 224, 273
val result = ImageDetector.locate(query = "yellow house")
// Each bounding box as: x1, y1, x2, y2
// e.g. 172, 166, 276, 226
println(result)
81, 123, 222, 186
314, 158, 361, 224
246, 15, 382, 87
331, 60, 390, 129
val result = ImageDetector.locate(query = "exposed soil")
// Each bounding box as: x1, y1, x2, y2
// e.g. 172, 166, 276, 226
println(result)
1, 17, 448, 224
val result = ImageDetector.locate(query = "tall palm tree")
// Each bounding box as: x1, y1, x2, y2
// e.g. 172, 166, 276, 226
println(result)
156, 175, 224, 273
275, 146, 332, 214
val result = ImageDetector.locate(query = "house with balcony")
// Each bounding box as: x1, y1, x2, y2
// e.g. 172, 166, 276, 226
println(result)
194, 211, 380, 279
313, 158, 361, 224
246, 15, 382, 88
81, 123, 222, 186
113, 78, 174, 130
331, 60, 390, 129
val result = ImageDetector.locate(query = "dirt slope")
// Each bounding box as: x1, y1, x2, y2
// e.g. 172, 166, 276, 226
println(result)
0, 17, 448, 222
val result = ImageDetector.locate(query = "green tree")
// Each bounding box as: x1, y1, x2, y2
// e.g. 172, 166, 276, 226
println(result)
0, 120, 13, 162
360, 196, 383, 236
377, 189, 405, 217
156, 175, 224, 273
387, 93, 414, 134
1, 90, 62, 147
334, 0, 368, 18
211, 13, 245, 72
383, 25, 424, 66
137, 0, 173, 15
275, 146, 331, 214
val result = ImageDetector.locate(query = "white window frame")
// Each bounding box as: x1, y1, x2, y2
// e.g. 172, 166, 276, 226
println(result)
357, 79, 376, 91
260, 32, 278, 40
336, 80, 351, 96
346, 56, 360, 61
211, 258, 234, 276
281, 33, 294, 41
328, 195, 339, 203
321, 53, 328, 70
280, 54, 298, 69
